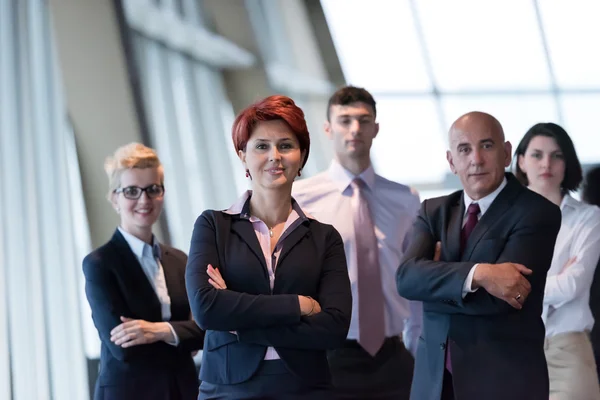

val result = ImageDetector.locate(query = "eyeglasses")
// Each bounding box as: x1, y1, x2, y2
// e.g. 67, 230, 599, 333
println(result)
114, 184, 165, 200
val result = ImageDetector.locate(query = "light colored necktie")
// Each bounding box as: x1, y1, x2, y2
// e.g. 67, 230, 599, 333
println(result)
351, 178, 385, 356
149, 243, 172, 321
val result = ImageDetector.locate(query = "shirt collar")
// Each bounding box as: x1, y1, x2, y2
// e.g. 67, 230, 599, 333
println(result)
463, 177, 507, 216
327, 159, 376, 193
223, 190, 314, 221
560, 194, 579, 211
118, 227, 161, 260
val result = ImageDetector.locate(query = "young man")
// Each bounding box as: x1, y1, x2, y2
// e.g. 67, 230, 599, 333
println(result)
293, 86, 421, 399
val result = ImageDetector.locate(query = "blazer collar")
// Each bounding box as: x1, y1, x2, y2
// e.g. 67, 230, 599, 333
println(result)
224, 190, 314, 221
461, 173, 523, 260
110, 229, 162, 320
225, 191, 313, 280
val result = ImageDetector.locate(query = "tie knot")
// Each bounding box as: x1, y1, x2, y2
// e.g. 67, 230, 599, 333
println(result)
152, 243, 161, 260
351, 178, 366, 191
467, 203, 480, 215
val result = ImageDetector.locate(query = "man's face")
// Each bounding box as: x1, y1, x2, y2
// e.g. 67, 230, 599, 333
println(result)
446, 122, 512, 200
325, 102, 379, 163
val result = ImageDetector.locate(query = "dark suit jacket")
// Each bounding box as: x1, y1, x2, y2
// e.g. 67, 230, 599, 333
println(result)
589, 255, 600, 379
83, 229, 205, 400
397, 174, 561, 400
185, 200, 352, 387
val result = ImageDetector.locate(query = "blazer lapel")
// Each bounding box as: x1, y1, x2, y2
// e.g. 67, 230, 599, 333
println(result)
462, 174, 522, 261
444, 193, 463, 262
230, 219, 269, 280
277, 222, 310, 267
159, 246, 180, 307
110, 229, 162, 321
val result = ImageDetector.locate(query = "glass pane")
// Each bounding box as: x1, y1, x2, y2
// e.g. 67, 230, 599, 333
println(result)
538, 0, 600, 88
371, 97, 447, 184
442, 95, 559, 152
321, 0, 432, 92
417, 0, 551, 90
560, 94, 600, 163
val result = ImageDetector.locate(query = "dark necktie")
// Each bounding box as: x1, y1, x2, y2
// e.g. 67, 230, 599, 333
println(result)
461, 203, 481, 255
351, 178, 385, 356
447, 202, 481, 373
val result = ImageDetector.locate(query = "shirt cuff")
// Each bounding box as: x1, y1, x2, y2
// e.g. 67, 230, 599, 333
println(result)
165, 323, 180, 346
462, 264, 480, 298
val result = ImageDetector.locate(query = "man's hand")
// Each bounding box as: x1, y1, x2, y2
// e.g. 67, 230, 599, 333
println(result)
472, 263, 532, 310
110, 317, 174, 348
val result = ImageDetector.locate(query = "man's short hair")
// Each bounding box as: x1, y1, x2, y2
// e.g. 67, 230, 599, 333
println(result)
327, 86, 376, 121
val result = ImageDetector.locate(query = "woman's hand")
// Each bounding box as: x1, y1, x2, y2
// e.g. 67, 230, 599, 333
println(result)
207, 264, 227, 290
299, 296, 322, 316
110, 317, 174, 348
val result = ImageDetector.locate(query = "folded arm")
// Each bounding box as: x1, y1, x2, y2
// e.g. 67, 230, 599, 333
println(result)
426, 206, 561, 315
236, 229, 352, 350
396, 201, 475, 303
83, 256, 157, 361
544, 211, 600, 308
185, 212, 303, 332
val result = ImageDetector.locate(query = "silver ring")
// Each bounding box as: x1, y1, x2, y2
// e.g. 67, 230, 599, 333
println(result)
515, 294, 522, 301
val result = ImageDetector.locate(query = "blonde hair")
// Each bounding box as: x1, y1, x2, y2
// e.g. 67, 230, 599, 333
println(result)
104, 142, 164, 201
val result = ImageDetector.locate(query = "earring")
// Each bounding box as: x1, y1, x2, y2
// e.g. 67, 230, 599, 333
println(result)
298, 169, 302, 177
245, 169, 250, 178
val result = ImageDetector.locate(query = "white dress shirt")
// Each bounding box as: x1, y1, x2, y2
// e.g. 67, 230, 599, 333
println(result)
542, 195, 600, 337
462, 178, 508, 295
293, 160, 422, 355
118, 227, 179, 345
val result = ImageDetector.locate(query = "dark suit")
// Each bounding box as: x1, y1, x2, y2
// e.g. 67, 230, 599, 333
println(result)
396, 174, 561, 400
590, 255, 600, 381
83, 229, 205, 400
185, 199, 352, 398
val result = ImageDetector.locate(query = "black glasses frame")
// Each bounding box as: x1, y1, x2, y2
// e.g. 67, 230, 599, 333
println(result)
114, 184, 165, 200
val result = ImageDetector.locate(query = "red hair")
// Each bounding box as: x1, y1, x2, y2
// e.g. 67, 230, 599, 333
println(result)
232, 95, 310, 168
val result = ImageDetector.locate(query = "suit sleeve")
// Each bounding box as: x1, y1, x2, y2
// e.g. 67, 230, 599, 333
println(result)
235, 227, 352, 349
424, 202, 562, 315
83, 255, 155, 361
165, 249, 205, 351
186, 211, 302, 331
396, 200, 475, 303
169, 320, 205, 351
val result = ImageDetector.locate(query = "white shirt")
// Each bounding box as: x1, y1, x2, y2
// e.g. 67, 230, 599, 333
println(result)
293, 160, 422, 355
542, 195, 600, 337
118, 227, 179, 345
462, 178, 508, 295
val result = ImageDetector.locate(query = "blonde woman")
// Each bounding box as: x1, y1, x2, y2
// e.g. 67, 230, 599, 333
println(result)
83, 143, 204, 400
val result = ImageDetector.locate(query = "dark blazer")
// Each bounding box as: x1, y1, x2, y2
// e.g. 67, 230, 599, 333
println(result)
397, 174, 561, 400
83, 229, 205, 400
185, 200, 352, 388
589, 255, 600, 380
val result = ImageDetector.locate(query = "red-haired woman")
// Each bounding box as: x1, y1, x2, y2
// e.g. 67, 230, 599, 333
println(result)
185, 95, 352, 399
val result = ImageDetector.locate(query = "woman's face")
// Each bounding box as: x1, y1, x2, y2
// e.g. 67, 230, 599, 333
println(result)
239, 120, 305, 192
112, 167, 164, 237
518, 135, 565, 193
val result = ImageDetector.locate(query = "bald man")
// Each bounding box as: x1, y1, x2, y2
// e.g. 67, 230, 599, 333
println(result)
396, 112, 561, 400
